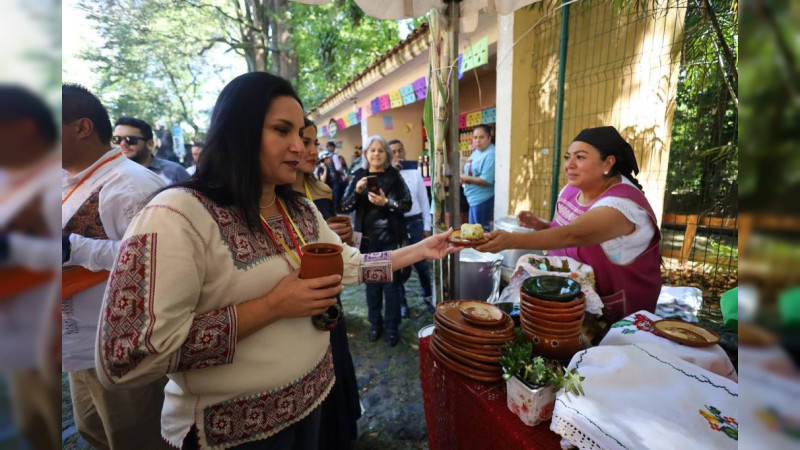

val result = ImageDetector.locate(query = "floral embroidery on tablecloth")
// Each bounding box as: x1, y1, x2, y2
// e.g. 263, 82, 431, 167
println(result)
361, 251, 392, 283
699, 405, 738, 440
610, 313, 655, 335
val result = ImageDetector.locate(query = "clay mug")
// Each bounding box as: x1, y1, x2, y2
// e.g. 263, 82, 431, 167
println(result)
325, 216, 353, 246
300, 243, 344, 330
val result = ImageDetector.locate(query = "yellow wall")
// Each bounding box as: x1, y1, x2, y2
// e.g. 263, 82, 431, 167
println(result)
365, 101, 426, 160
508, 0, 686, 222
328, 124, 362, 166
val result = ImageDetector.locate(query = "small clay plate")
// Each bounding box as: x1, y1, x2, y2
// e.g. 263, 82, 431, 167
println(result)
653, 319, 720, 347
429, 338, 503, 383
434, 315, 512, 345
431, 334, 501, 372
432, 330, 501, 364
459, 301, 505, 327
436, 302, 514, 338
433, 325, 504, 356
446, 230, 489, 248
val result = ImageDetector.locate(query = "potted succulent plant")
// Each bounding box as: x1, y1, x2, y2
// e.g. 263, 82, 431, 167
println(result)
500, 330, 585, 426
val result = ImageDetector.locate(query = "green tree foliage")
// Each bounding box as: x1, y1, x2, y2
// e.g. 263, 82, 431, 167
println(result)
739, 0, 800, 214
76, 0, 412, 128
288, 1, 416, 108
664, 0, 738, 216
78, 0, 221, 133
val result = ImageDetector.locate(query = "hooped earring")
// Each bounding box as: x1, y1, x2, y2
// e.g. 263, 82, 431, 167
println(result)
603, 171, 609, 175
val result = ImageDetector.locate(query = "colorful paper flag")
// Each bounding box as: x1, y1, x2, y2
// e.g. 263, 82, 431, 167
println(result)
356, 107, 363, 122
371, 97, 381, 115
481, 106, 496, 124
413, 77, 427, 101
400, 84, 416, 105
466, 111, 482, 127
389, 90, 404, 108
382, 114, 394, 130
458, 113, 467, 129
473, 37, 489, 67
348, 112, 358, 125
336, 118, 346, 130
379, 94, 391, 111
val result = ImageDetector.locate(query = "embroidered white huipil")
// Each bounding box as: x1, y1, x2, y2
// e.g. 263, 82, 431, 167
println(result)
96, 188, 393, 449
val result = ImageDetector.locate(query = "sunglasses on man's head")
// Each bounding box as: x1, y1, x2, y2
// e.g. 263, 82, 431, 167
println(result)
111, 136, 147, 145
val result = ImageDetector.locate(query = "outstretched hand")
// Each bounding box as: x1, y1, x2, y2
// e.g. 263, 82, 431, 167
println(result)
518, 211, 549, 230
418, 228, 462, 259
475, 230, 514, 253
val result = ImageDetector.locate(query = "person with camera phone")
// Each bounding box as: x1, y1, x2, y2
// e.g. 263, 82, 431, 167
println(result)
341, 136, 412, 347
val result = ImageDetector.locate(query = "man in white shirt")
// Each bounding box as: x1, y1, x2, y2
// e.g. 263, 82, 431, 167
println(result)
62, 84, 170, 449
389, 139, 434, 315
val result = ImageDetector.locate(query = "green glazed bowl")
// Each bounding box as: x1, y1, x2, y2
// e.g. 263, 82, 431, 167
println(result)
522, 276, 581, 302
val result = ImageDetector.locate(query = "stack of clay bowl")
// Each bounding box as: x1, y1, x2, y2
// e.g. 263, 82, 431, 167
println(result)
431, 301, 515, 383
519, 276, 585, 361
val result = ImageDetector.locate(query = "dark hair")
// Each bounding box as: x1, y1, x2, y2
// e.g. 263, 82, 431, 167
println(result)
303, 117, 317, 131
114, 116, 153, 140
192, 141, 204, 148
572, 126, 643, 190
62, 83, 112, 144
326, 141, 335, 148
386, 139, 403, 148
171, 72, 303, 231
0, 85, 57, 145
473, 124, 492, 137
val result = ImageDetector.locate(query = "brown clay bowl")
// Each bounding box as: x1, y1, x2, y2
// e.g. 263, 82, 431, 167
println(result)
521, 290, 585, 310
434, 304, 514, 340
522, 330, 584, 361
519, 301, 585, 321
520, 316, 582, 338
520, 310, 584, 330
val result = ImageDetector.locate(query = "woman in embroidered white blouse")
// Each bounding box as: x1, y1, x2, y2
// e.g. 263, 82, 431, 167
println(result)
96, 72, 460, 450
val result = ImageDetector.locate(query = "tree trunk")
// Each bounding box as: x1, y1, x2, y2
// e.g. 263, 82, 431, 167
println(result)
268, 0, 297, 81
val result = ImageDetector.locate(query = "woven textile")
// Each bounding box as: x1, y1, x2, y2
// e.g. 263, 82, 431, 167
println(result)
419, 336, 561, 450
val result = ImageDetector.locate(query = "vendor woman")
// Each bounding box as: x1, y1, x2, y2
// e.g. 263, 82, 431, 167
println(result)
476, 126, 661, 322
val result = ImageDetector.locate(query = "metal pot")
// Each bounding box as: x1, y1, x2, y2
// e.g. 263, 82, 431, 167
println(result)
493, 216, 542, 270
458, 249, 503, 302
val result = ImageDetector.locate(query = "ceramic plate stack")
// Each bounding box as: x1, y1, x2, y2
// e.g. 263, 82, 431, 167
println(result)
519, 276, 586, 361
431, 301, 515, 383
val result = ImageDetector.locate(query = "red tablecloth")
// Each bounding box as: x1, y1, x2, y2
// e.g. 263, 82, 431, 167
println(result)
419, 336, 562, 450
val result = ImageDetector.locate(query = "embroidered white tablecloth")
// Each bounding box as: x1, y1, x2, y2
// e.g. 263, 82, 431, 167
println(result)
551, 344, 739, 450
600, 310, 738, 382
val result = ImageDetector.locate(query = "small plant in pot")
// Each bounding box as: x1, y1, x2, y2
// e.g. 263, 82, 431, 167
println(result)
500, 329, 585, 426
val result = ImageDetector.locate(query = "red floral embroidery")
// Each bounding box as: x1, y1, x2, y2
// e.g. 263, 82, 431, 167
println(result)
361, 251, 392, 283
63, 188, 108, 239
175, 305, 237, 372
539, 402, 554, 420
632, 313, 655, 333
188, 190, 319, 270
202, 347, 334, 447
100, 233, 157, 380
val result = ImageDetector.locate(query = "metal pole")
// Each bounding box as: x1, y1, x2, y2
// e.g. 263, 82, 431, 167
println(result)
550, 0, 570, 218
446, 0, 461, 300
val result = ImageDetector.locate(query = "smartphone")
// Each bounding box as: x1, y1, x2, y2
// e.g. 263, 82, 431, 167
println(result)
366, 176, 380, 193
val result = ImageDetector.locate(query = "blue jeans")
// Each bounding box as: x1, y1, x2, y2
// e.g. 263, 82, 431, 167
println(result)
468, 195, 494, 231
402, 215, 432, 298
365, 239, 403, 334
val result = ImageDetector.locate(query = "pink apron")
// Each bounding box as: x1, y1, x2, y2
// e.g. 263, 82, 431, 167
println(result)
548, 184, 661, 322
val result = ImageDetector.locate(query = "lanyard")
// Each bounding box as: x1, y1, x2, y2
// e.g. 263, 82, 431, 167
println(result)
303, 180, 312, 201
62, 153, 123, 205
259, 198, 306, 267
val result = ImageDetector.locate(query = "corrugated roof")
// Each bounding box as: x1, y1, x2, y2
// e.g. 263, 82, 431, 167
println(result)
307, 21, 430, 115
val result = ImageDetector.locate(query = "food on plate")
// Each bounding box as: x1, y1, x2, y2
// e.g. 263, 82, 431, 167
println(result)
459, 223, 485, 241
